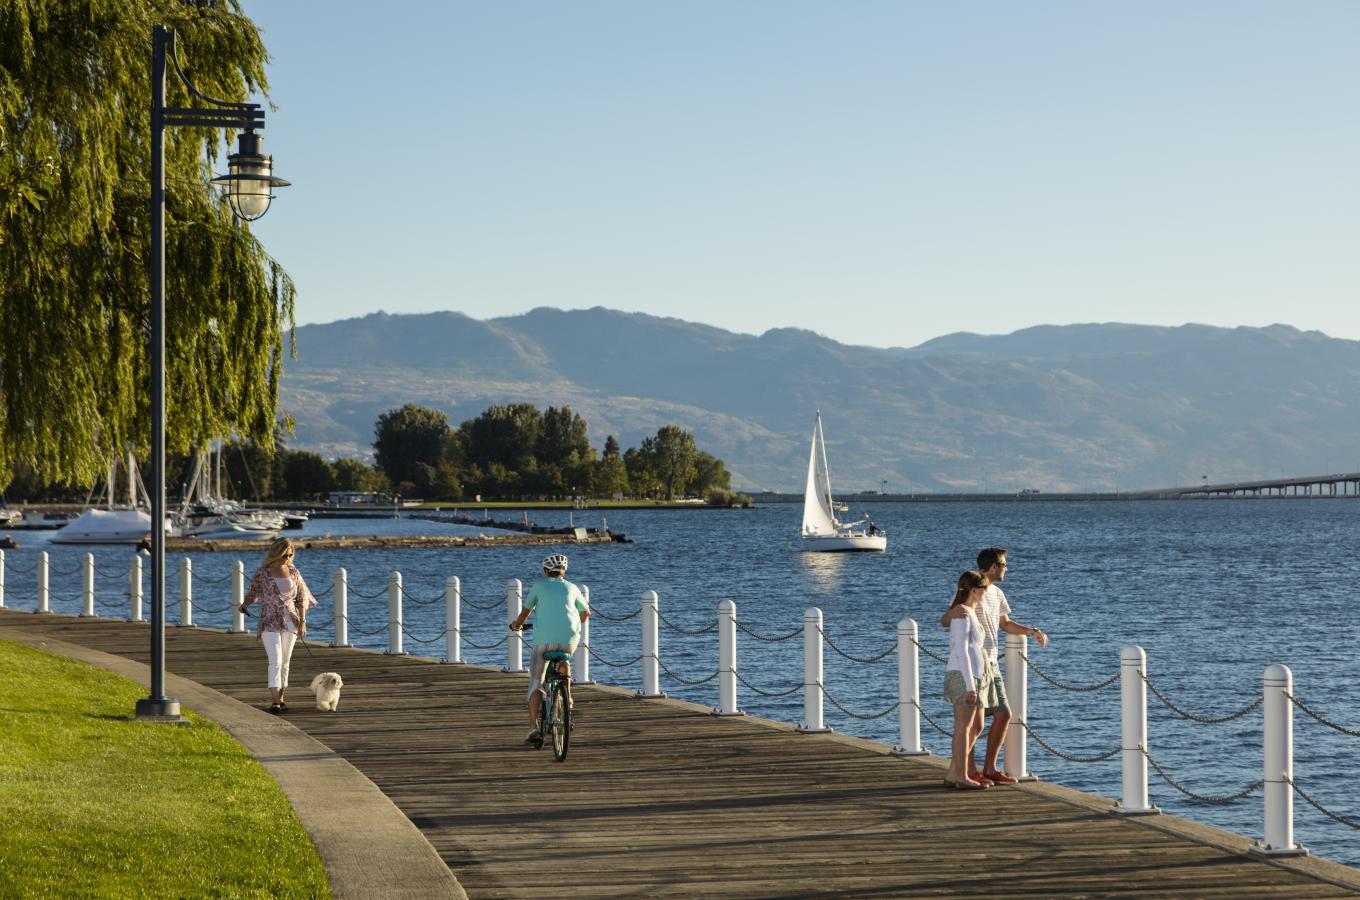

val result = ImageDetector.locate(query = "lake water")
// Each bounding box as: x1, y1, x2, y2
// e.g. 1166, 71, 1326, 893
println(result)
6, 499, 1359, 866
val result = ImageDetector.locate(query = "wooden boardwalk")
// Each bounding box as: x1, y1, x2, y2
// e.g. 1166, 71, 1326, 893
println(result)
4, 610, 1358, 898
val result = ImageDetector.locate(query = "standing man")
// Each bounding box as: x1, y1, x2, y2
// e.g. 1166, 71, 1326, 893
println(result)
941, 547, 1048, 784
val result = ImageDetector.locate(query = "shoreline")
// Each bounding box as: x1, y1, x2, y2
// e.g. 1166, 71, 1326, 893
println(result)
165, 531, 623, 553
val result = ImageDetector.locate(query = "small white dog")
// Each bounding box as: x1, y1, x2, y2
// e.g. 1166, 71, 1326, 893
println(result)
309, 672, 344, 711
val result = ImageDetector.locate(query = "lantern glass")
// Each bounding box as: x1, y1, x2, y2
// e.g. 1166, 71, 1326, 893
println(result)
228, 155, 272, 220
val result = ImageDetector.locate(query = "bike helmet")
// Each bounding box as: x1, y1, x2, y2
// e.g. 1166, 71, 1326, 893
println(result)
542, 554, 569, 573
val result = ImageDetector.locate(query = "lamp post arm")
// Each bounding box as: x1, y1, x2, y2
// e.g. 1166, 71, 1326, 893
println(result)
165, 27, 260, 111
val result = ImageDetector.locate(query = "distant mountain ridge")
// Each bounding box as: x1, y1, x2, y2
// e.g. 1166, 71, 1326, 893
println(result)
280, 308, 1360, 492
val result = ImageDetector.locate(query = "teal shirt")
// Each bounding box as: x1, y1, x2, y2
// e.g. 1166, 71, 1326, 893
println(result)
524, 577, 588, 646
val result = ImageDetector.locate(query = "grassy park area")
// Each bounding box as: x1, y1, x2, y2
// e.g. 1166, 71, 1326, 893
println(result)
0, 639, 329, 899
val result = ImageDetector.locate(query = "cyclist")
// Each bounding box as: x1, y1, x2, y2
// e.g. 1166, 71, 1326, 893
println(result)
509, 553, 590, 745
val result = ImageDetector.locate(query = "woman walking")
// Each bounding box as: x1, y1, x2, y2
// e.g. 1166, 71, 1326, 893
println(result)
240, 538, 316, 713
943, 570, 996, 790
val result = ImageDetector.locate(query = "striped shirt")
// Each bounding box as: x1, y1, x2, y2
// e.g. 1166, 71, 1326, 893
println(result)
976, 584, 1011, 662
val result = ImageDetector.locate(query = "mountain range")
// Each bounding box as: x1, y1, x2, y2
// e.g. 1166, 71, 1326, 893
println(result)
278, 308, 1360, 492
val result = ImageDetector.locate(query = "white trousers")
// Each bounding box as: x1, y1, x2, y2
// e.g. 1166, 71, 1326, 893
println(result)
262, 630, 298, 689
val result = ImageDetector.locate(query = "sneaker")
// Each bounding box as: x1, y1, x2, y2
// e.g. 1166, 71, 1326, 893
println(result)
524, 728, 541, 746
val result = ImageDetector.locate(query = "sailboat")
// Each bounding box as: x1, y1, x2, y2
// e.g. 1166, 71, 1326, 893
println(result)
52, 452, 167, 544
801, 413, 887, 552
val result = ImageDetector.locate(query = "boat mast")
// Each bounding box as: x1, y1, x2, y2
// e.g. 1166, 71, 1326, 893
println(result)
817, 414, 837, 524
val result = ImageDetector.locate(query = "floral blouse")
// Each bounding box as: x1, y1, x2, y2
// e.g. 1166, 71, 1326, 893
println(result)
242, 564, 317, 635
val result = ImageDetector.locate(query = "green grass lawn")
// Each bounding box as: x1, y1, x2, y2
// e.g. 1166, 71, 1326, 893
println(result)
0, 639, 330, 899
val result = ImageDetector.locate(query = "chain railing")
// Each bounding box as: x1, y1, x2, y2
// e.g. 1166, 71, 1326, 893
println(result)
910, 636, 948, 664
910, 699, 952, 737
585, 644, 643, 668
1141, 749, 1264, 804
656, 609, 717, 636
1021, 653, 1119, 692
732, 669, 802, 698
818, 626, 894, 665
1015, 720, 1120, 764
822, 685, 896, 720
397, 583, 446, 606
1284, 776, 1360, 830
190, 569, 234, 585
590, 606, 640, 622
734, 621, 801, 643
657, 656, 719, 686
1141, 672, 1262, 724
1284, 692, 1360, 738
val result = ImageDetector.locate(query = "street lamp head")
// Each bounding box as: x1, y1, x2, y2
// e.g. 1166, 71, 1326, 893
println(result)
212, 130, 289, 221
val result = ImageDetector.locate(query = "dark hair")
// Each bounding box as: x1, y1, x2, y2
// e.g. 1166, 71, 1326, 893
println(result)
977, 547, 1007, 571
950, 570, 989, 608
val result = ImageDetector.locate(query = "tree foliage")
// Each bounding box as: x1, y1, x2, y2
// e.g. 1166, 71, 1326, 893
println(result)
373, 403, 449, 487
0, 1, 295, 493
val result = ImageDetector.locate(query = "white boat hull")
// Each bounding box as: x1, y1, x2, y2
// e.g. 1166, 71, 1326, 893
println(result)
803, 533, 887, 552
51, 509, 166, 544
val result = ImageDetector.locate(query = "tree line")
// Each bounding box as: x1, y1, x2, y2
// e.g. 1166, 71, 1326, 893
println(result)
3, 403, 747, 505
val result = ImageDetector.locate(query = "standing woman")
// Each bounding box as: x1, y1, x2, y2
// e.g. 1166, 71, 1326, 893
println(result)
240, 538, 316, 713
943, 570, 994, 789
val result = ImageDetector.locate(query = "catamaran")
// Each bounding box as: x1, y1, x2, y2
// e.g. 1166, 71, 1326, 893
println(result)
801, 412, 887, 552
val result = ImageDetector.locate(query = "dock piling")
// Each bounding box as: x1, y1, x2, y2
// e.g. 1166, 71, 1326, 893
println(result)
637, 590, 664, 698
573, 585, 592, 684
81, 553, 95, 616
445, 575, 460, 663
1114, 645, 1158, 814
387, 571, 403, 655
333, 568, 349, 647
179, 557, 192, 627
1255, 664, 1307, 856
716, 599, 741, 715
1005, 633, 1035, 780
130, 555, 143, 621
231, 560, 245, 633
37, 551, 49, 613
798, 607, 830, 733
893, 619, 928, 755
504, 579, 523, 672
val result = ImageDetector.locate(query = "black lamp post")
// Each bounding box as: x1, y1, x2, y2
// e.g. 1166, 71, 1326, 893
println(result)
135, 26, 289, 720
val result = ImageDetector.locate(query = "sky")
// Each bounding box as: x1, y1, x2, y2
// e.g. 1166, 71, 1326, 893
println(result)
235, 1, 1359, 349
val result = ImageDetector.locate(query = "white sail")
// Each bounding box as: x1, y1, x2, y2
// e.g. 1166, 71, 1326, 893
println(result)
801, 414, 839, 536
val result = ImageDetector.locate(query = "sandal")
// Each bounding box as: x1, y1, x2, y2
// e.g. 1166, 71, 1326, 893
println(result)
984, 769, 1018, 784
267, 702, 284, 714
953, 778, 988, 790
971, 773, 994, 787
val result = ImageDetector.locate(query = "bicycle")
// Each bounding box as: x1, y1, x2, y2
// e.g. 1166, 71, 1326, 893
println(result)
518, 625, 573, 762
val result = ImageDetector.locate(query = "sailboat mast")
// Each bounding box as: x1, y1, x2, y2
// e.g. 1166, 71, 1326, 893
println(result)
817, 415, 836, 521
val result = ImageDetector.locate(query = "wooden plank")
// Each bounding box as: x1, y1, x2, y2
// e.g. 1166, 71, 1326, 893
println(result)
3, 611, 1357, 899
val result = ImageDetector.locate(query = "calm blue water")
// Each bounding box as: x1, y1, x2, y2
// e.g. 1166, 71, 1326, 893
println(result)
6, 500, 1359, 866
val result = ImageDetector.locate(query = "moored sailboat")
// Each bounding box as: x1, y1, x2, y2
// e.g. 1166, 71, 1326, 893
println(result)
801, 413, 886, 552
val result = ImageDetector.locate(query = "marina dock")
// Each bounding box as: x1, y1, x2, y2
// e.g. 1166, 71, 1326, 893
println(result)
165, 529, 622, 553
2, 610, 1357, 897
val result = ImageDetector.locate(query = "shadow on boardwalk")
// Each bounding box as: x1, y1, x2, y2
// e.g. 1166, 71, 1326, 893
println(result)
3, 610, 1358, 898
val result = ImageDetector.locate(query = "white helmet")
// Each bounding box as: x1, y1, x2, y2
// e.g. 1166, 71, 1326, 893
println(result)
542, 554, 569, 573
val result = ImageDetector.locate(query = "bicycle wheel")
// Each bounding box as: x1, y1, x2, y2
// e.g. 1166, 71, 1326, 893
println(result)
550, 679, 570, 761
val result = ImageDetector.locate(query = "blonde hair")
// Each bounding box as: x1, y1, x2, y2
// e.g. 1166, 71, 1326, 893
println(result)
263, 538, 295, 568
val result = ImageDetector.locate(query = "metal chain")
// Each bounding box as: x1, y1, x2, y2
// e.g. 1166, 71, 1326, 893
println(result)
191, 571, 234, 584
911, 699, 953, 736
910, 636, 948, 664
656, 609, 718, 636
1284, 692, 1360, 738
399, 624, 447, 645
1284, 776, 1360, 830
46, 563, 81, 577
734, 621, 802, 643
1015, 720, 1120, 763
732, 670, 803, 698
346, 584, 390, 600
2, 560, 35, 574
657, 656, 719, 685
585, 645, 643, 668
1140, 673, 1262, 724
93, 596, 129, 612
461, 595, 505, 611
1020, 653, 1119, 693
822, 686, 897, 720
341, 617, 390, 636
818, 626, 894, 665
310, 583, 334, 597
95, 565, 129, 582
1141, 749, 1264, 804
461, 632, 509, 650
590, 607, 640, 622
191, 602, 235, 614
398, 584, 446, 606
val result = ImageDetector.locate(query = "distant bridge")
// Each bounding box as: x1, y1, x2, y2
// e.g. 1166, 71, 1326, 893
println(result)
1159, 472, 1360, 499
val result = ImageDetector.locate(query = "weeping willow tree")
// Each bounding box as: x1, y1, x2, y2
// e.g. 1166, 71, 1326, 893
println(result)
0, 0, 295, 493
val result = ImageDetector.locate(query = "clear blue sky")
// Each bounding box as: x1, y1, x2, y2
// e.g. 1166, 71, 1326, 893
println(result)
237, 1, 1358, 348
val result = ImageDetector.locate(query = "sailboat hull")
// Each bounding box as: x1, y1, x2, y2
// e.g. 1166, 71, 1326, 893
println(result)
803, 533, 887, 552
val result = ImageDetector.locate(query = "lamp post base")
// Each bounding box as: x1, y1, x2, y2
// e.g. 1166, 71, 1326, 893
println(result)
135, 697, 184, 722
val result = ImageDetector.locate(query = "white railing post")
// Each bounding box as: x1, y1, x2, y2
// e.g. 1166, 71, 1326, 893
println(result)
445, 575, 461, 663
573, 585, 592, 684
230, 560, 246, 633
1113, 645, 1158, 814
893, 619, 928, 755
178, 557, 193, 627
0, 548, 6, 608
387, 571, 403, 655
504, 579, 523, 672
333, 568, 349, 647
1254, 664, 1307, 856
1004, 633, 1035, 780
797, 607, 830, 733
130, 555, 143, 622
637, 590, 665, 698
716, 599, 741, 715
81, 552, 95, 616
37, 550, 49, 613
